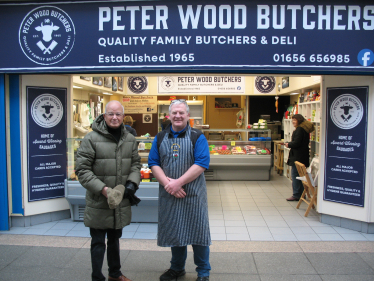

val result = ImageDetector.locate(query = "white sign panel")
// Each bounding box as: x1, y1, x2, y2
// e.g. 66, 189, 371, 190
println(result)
122, 96, 157, 114
158, 76, 245, 94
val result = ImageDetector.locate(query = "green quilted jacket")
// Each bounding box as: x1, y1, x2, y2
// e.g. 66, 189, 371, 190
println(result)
75, 114, 141, 229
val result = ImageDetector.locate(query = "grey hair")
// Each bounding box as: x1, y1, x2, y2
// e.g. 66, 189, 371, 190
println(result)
105, 100, 124, 114
169, 100, 190, 114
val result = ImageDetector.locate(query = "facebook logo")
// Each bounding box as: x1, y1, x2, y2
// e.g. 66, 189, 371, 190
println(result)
357, 49, 374, 66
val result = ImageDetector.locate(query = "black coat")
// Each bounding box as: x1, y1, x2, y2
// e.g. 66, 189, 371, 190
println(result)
125, 125, 137, 137
286, 121, 314, 167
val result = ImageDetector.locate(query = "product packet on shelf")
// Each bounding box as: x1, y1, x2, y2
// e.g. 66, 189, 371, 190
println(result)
231, 146, 245, 155
217, 149, 232, 155
256, 148, 271, 155
244, 145, 257, 155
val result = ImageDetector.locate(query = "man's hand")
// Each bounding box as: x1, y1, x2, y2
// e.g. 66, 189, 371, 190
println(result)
174, 188, 186, 198
102, 186, 109, 198
165, 178, 186, 198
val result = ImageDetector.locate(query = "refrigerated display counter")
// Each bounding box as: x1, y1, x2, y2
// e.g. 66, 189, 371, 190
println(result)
203, 129, 272, 181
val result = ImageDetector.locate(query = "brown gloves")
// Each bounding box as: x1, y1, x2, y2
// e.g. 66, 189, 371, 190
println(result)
107, 184, 126, 209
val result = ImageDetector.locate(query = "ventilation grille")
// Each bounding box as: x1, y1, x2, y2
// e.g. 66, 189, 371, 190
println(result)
204, 170, 214, 180
78, 205, 85, 221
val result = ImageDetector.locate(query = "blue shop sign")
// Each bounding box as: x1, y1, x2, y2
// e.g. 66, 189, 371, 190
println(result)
324, 86, 368, 207
27, 87, 67, 201
0, 1, 373, 73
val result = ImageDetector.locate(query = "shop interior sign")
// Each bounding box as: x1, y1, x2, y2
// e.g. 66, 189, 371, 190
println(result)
143, 114, 152, 123
324, 87, 368, 207
122, 95, 157, 114
127, 76, 149, 94
2, 1, 373, 73
27, 87, 67, 201
158, 75, 245, 94
253, 76, 276, 94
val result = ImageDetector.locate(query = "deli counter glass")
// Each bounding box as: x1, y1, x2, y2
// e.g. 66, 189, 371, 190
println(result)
65, 137, 158, 222
203, 129, 272, 181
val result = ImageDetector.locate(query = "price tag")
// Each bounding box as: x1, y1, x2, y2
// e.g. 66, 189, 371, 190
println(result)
214, 153, 219, 155
231, 141, 235, 146
144, 143, 152, 150
142, 179, 151, 182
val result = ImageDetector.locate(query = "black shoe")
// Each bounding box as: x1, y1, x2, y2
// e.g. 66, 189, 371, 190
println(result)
160, 269, 186, 281
196, 277, 209, 281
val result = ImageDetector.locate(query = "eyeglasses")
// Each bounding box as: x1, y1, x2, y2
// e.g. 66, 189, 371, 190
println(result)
170, 99, 186, 104
106, 112, 124, 117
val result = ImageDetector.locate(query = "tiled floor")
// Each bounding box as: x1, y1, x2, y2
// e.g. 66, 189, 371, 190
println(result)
2, 171, 374, 241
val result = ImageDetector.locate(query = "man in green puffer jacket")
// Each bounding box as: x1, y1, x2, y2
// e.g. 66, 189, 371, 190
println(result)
76, 100, 141, 281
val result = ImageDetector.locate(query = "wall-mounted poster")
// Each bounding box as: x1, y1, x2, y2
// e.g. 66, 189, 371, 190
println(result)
118, 77, 124, 91
104, 77, 112, 88
27, 86, 67, 201
93, 77, 103, 86
324, 86, 368, 207
122, 96, 157, 114
282, 77, 289, 89
112, 77, 118, 92
80, 76, 91, 81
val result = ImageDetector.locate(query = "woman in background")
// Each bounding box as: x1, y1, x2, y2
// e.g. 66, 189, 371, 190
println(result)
161, 115, 171, 131
123, 116, 137, 136
284, 114, 315, 201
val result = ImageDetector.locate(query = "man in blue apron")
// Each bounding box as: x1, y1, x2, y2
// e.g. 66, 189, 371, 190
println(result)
148, 99, 211, 281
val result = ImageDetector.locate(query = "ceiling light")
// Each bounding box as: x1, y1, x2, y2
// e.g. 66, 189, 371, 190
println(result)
73, 85, 83, 89
102, 92, 113, 95
290, 92, 299, 95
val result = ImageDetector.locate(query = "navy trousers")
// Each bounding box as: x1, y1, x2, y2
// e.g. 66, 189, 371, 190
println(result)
90, 228, 123, 281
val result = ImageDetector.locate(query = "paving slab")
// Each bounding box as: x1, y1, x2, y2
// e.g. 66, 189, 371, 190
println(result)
357, 252, 374, 270
57, 267, 92, 281
123, 250, 176, 272
0, 245, 31, 270
209, 252, 257, 274
260, 275, 323, 281
254, 253, 317, 275
10, 246, 80, 267
208, 273, 260, 280
306, 253, 374, 275
1, 264, 63, 281
320, 275, 374, 281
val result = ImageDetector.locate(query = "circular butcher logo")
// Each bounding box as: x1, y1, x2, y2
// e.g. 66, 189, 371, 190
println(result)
330, 94, 363, 130
31, 94, 63, 128
160, 76, 175, 91
128, 76, 148, 94
143, 114, 152, 123
255, 76, 276, 93
19, 6, 75, 65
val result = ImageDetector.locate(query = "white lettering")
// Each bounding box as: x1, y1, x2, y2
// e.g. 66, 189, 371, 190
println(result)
142, 6, 154, 30
99, 7, 111, 31
303, 5, 316, 30
113, 6, 125, 30
204, 5, 216, 29
333, 5, 346, 30
257, 5, 270, 29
